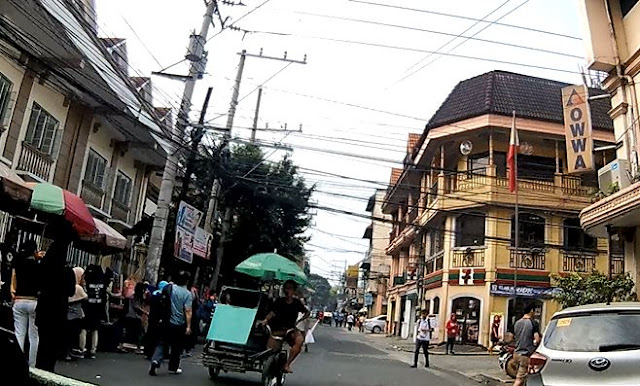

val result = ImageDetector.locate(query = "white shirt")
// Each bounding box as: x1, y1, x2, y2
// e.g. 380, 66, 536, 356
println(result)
347, 315, 354, 323
416, 318, 432, 341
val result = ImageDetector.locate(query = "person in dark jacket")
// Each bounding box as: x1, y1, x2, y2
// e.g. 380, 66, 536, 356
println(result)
35, 229, 76, 372
80, 264, 107, 359
144, 280, 168, 359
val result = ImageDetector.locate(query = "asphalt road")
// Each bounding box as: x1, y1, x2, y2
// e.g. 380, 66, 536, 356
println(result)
58, 326, 479, 386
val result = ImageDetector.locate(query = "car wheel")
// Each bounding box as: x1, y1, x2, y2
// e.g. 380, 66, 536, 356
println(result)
208, 367, 220, 380
505, 357, 518, 379
372, 326, 382, 334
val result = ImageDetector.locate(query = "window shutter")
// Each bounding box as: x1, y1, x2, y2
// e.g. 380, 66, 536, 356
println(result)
51, 122, 63, 159
1, 91, 16, 131
25, 106, 41, 145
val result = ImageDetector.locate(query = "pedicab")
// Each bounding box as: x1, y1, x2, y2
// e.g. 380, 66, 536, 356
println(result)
202, 253, 308, 385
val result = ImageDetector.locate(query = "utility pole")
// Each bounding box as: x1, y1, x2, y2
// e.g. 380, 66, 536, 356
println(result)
145, 1, 218, 285
206, 50, 307, 292
250, 87, 263, 143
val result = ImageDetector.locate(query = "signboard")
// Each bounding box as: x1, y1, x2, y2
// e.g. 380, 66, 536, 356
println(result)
458, 268, 474, 285
562, 85, 593, 173
192, 227, 213, 259
490, 283, 561, 299
364, 293, 373, 306
174, 228, 194, 264
346, 264, 359, 289
174, 201, 203, 264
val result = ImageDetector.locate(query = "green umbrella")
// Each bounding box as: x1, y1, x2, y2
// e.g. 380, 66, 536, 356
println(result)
235, 253, 308, 285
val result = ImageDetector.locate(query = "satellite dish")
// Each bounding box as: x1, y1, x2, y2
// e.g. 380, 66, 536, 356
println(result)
521, 141, 534, 156
460, 140, 473, 155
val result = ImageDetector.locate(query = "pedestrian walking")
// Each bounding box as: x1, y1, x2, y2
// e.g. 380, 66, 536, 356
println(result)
347, 314, 354, 331
118, 282, 145, 353
80, 264, 107, 359
35, 230, 76, 372
411, 310, 432, 368
489, 315, 502, 355
149, 271, 193, 376
445, 313, 459, 355
513, 304, 540, 386
66, 267, 88, 360
358, 314, 365, 333
144, 280, 168, 359
11, 240, 41, 366
0, 230, 18, 306
184, 286, 201, 356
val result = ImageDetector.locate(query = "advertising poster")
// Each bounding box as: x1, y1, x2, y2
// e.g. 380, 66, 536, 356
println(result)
490, 312, 505, 342
193, 227, 213, 259
175, 201, 203, 264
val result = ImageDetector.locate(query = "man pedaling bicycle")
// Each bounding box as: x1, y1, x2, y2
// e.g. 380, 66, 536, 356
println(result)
258, 280, 310, 374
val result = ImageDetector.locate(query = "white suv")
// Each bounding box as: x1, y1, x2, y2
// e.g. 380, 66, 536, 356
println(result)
528, 302, 640, 385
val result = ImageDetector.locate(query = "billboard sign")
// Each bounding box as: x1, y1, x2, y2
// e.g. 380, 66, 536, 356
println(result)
562, 85, 594, 173
193, 227, 213, 259
174, 201, 203, 264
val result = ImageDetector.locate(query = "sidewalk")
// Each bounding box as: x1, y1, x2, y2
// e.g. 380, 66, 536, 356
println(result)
362, 333, 514, 384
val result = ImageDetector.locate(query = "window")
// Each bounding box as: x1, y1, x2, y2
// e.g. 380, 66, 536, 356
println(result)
563, 218, 596, 251
24, 103, 60, 156
511, 213, 545, 248
432, 297, 440, 315
0, 73, 13, 129
518, 155, 557, 181
84, 149, 108, 189
429, 221, 445, 256
467, 151, 506, 177
610, 233, 625, 276
620, 0, 638, 16
113, 171, 132, 205
455, 213, 486, 247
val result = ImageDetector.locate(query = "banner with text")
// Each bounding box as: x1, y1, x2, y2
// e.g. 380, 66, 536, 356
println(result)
193, 227, 213, 259
174, 201, 203, 264
562, 85, 594, 173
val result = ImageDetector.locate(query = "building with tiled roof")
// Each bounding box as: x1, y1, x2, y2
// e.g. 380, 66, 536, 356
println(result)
383, 70, 615, 345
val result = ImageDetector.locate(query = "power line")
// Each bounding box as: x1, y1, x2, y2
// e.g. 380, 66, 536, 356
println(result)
347, 0, 581, 41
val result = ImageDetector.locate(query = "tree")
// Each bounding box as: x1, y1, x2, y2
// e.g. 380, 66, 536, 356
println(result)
552, 271, 637, 308
192, 144, 314, 287
308, 274, 333, 310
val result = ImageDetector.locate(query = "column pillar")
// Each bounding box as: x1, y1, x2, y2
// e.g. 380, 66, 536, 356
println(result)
488, 131, 496, 177
2, 70, 35, 163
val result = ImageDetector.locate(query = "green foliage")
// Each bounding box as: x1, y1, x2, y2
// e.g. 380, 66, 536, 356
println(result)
308, 273, 334, 310
192, 144, 314, 285
551, 271, 637, 308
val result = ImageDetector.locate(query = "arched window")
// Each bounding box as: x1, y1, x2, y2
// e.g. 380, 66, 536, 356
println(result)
563, 218, 596, 251
511, 213, 545, 248
455, 213, 486, 247
432, 297, 440, 315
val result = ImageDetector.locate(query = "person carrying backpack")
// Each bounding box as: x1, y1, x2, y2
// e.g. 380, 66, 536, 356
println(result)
149, 271, 193, 376
144, 281, 168, 359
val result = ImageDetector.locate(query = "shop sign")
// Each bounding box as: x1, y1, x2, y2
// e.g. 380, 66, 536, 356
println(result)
490, 283, 561, 298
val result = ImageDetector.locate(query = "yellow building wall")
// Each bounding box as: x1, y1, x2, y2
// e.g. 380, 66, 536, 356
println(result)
13, 81, 69, 182
0, 54, 25, 156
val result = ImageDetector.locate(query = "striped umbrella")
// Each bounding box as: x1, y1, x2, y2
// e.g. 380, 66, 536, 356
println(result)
28, 183, 96, 236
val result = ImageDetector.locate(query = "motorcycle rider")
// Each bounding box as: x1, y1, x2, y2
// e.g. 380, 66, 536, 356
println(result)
258, 280, 309, 374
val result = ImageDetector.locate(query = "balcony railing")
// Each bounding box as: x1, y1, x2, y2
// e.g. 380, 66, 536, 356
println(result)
562, 251, 596, 272
111, 199, 130, 223
509, 248, 546, 270
452, 248, 485, 267
455, 168, 487, 191
81, 180, 105, 209
561, 175, 596, 196
17, 142, 53, 181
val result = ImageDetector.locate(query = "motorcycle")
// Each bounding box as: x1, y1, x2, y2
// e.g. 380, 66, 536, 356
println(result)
497, 343, 517, 379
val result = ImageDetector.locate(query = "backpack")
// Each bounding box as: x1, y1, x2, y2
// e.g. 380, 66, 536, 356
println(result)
159, 284, 173, 327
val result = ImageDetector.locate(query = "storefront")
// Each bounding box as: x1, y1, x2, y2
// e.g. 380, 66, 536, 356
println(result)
490, 283, 560, 333
451, 296, 482, 344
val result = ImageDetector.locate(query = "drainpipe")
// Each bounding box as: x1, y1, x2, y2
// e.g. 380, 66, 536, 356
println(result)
604, 0, 639, 177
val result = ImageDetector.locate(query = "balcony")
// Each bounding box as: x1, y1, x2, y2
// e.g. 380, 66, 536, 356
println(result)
406, 207, 418, 225
452, 248, 485, 268
111, 199, 130, 223
17, 142, 53, 181
562, 251, 596, 273
81, 180, 105, 209
509, 248, 546, 270
425, 250, 444, 274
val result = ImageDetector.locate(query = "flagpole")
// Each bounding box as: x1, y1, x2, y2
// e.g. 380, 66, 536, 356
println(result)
513, 110, 519, 301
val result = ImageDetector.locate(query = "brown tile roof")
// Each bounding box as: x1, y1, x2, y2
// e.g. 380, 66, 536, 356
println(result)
389, 168, 402, 186
407, 133, 421, 153
425, 70, 613, 132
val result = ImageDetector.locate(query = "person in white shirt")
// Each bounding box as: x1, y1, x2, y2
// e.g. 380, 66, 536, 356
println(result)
411, 310, 432, 368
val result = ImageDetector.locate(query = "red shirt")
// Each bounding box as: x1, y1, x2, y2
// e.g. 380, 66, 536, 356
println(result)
446, 320, 460, 337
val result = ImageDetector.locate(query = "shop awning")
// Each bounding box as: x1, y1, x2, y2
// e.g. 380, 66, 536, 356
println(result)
0, 162, 32, 213
77, 218, 127, 255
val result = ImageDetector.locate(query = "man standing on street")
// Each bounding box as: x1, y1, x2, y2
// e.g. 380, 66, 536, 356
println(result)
411, 310, 432, 368
513, 303, 540, 386
149, 271, 193, 376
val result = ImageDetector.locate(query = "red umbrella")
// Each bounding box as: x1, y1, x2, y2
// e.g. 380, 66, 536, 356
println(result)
28, 183, 96, 236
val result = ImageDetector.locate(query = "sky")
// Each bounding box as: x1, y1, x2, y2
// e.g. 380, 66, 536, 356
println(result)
95, 0, 588, 284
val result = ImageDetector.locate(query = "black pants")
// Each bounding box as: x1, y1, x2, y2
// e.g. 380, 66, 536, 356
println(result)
152, 324, 186, 372
446, 337, 455, 353
413, 340, 429, 367
37, 324, 64, 372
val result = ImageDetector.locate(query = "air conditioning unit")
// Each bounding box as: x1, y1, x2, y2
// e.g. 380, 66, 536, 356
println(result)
598, 159, 631, 195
